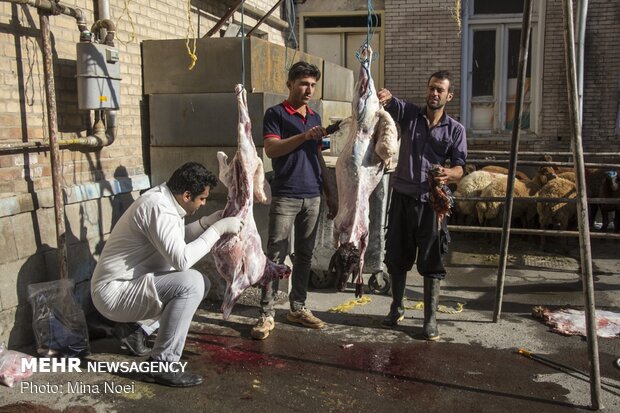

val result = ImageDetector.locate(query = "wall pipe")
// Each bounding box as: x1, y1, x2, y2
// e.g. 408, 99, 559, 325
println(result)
0, 108, 118, 153
3, 0, 87, 30
39, 10, 68, 280
576, 0, 588, 119
0, 0, 119, 152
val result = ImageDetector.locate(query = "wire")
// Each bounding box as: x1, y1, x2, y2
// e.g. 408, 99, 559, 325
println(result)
355, 0, 380, 63
240, 0, 245, 87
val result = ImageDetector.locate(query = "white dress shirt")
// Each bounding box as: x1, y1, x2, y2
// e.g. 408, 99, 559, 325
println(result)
91, 183, 220, 322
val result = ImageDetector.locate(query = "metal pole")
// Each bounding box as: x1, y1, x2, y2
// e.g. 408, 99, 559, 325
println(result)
39, 12, 68, 279
247, 0, 283, 37
467, 150, 620, 157
205, 0, 243, 37
562, 0, 601, 409
493, 0, 532, 323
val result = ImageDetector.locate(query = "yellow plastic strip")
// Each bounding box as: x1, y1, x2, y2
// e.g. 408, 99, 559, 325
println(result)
328, 296, 372, 313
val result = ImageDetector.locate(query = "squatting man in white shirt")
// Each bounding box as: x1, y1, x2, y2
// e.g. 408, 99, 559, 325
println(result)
91, 162, 244, 387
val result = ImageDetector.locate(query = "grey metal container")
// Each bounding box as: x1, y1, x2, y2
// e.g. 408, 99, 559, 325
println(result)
311, 168, 391, 289
76, 42, 121, 110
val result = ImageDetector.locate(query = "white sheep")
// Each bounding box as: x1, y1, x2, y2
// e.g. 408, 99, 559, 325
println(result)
453, 170, 497, 225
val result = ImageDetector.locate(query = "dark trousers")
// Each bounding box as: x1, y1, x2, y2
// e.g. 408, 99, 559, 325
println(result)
384, 191, 450, 306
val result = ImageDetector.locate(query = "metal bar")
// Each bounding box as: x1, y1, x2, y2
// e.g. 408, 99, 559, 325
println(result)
39, 11, 68, 280
4, 0, 85, 26
467, 159, 620, 168
453, 196, 620, 204
562, 0, 601, 409
205, 0, 243, 38
448, 225, 620, 238
246, 0, 283, 37
468, 150, 620, 157
494, 0, 532, 323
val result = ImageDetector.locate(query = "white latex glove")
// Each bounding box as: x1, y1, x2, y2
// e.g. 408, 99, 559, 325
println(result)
210, 217, 244, 236
199, 210, 223, 229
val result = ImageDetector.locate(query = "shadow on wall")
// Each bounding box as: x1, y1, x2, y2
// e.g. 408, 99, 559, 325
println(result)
8, 166, 138, 350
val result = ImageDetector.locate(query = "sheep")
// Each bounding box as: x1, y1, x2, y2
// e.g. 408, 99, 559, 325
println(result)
480, 165, 530, 181
453, 170, 497, 225
597, 170, 620, 232
536, 177, 577, 248
529, 165, 557, 194
476, 175, 534, 228
557, 171, 576, 182
585, 168, 608, 227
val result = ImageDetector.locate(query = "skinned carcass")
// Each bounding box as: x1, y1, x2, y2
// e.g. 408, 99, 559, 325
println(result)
331, 47, 399, 297
214, 84, 291, 319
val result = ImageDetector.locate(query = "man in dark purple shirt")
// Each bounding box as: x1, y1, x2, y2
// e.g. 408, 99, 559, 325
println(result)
377, 70, 467, 341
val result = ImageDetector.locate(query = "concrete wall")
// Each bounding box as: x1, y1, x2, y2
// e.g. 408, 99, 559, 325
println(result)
0, 0, 288, 347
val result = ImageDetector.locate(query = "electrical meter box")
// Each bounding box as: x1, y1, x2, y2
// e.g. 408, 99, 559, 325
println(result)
76, 42, 121, 110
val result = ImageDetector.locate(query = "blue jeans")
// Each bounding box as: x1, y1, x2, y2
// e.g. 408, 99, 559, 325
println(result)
260, 196, 321, 316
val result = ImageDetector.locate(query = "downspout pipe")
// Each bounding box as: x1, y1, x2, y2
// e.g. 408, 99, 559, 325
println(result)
575, 0, 588, 119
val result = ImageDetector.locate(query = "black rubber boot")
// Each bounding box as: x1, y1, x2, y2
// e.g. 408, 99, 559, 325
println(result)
422, 277, 441, 341
381, 271, 406, 328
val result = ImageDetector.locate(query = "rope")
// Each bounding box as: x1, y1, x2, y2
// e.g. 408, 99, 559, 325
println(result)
240, 0, 245, 87
115, 0, 136, 45
185, 0, 197, 70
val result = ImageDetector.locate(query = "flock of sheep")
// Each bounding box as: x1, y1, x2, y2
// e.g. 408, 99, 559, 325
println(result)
451, 160, 620, 237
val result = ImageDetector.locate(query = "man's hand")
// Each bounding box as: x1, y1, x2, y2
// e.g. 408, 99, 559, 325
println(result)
211, 217, 245, 236
304, 126, 327, 142
377, 88, 393, 107
199, 210, 223, 229
432, 166, 463, 185
326, 197, 339, 220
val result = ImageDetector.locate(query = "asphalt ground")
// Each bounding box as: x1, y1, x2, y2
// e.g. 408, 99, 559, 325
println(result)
1, 235, 619, 412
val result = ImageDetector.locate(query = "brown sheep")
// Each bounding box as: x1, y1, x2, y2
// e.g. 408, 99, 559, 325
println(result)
480, 165, 530, 181
476, 175, 534, 228
557, 171, 576, 182
536, 177, 577, 248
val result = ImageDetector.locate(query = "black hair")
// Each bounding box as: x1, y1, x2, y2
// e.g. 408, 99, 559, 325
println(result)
288, 61, 321, 82
428, 70, 454, 93
167, 162, 218, 199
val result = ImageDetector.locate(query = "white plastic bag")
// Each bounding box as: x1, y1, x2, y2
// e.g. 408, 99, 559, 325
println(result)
0, 342, 33, 387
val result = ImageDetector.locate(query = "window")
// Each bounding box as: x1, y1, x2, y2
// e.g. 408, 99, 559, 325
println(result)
300, 12, 384, 87
462, 0, 545, 135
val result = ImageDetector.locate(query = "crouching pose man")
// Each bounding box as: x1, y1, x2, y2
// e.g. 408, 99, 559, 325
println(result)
91, 162, 244, 386
377, 71, 467, 340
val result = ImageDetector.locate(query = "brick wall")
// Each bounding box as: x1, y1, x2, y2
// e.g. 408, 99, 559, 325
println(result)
382, 0, 620, 155
383, 0, 462, 119
0, 0, 287, 347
